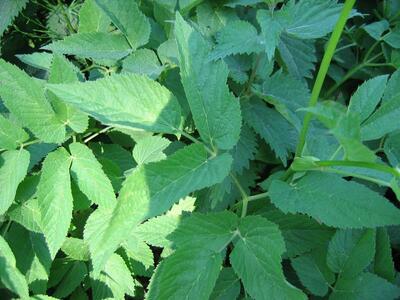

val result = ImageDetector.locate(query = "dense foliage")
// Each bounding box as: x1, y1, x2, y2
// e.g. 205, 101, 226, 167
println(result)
1, 0, 400, 299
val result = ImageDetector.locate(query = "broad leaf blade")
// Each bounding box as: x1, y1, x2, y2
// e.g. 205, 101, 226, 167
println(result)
269, 172, 400, 228
147, 248, 223, 300
37, 148, 73, 258
0, 149, 30, 215
0, 236, 29, 299
70, 142, 116, 209
170, 211, 239, 251
48, 73, 183, 134
95, 0, 150, 49
209, 20, 263, 61
43, 32, 132, 61
0, 115, 29, 150
0, 59, 65, 143
327, 229, 376, 278
230, 216, 306, 299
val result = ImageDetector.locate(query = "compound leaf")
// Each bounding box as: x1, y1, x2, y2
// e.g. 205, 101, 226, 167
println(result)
84, 144, 232, 274
230, 216, 306, 299
175, 13, 242, 150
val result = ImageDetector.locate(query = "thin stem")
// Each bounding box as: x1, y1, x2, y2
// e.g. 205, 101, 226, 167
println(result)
295, 0, 356, 157
1, 220, 12, 237
243, 53, 262, 95
315, 160, 400, 178
230, 174, 249, 218
178, 130, 215, 156
232, 192, 269, 211
83, 126, 112, 143
21, 139, 41, 148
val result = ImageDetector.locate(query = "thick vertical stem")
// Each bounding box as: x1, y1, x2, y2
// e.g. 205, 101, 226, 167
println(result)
295, 0, 356, 157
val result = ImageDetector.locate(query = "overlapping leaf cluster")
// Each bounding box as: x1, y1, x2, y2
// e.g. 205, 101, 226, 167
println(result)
1, 0, 400, 299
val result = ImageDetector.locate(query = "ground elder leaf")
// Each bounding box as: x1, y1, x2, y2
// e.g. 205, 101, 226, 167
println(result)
269, 172, 400, 228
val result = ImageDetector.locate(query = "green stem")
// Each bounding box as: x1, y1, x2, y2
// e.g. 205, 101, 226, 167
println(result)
231, 174, 249, 218
83, 126, 112, 143
233, 192, 269, 211
179, 130, 215, 156
295, 0, 356, 157
1, 220, 12, 237
315, 160, 400, 178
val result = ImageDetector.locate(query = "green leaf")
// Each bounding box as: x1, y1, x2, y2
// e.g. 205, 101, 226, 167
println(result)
0, 115, 29, 150
291, 247, 335, 297
61, 238, 90, 261
384, 25, 400, 49
255, 70, 310, 129
361, 94, 400, 140
69, 142, 116, 209
132, 135, 171, 165
0, 0, 28, 38
330, 272, 400, 300
123, 236, 154, 271
95, 0, 151, 49
0, 59, 65, 143
230, 125, 257, 174
0, 235, 29, 299
78, 0, 110, 33
48, 54, 89, 133
277, 33, 317, 80
269, 172, 400, 228
48, 73, 183, 134
37, 148, 73, 258
348, 75, 389, 123
230, 216, 306, 299
91, 254, 135, 300
180, 0, 204, 14
209, 20, 263, 61
122, 49, 164, 79
283, 0, 343, 39
374, 228, 396, 282
383, 69, 400, 103
363, 20, 390, 40
147, 247, 223, 300
170, 211, 238, 252
84, 144, 232, 274
0, 149, 30, 215
16, 52, 53, 71
43, 32, 132, 62
210, 268, 240, 300
385, 132, 400, 167
327, 229, 376, 278
175, 12, 242, 150
257, 10, 284, 60
262, 207, 334, 257
52, 261, 87, 299
196, 3, 239, 37
133, 215, 181, 248
5, 226, 51, 294
242, 98, 297, 164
